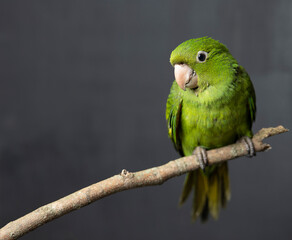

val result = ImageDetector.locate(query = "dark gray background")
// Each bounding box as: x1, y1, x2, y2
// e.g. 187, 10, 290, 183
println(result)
0, 0, 291, 239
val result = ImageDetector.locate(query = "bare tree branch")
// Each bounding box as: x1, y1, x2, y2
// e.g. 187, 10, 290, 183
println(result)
0, 126, 288, 240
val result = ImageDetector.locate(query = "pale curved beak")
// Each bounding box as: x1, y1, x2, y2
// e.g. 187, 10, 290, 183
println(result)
174, 64, 198, 91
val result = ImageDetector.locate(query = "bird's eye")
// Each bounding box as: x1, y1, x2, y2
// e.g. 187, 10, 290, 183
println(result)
196, 51, 208, 63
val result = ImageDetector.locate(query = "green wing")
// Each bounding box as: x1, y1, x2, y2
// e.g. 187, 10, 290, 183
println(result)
248, 85, 256, 125
244, 71, 256, 128
166, 81, 183, 156
237, 66, 256, 129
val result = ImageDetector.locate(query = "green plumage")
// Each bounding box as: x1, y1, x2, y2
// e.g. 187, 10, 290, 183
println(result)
166, 37, 256, 221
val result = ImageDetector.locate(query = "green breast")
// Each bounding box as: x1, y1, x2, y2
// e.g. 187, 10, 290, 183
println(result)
179, 92, 251, 156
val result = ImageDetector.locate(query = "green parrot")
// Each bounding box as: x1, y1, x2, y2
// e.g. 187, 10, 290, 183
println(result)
166, 37, 256, 221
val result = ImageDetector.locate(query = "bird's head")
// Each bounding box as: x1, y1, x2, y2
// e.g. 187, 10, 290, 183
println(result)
170, 37, 237, 93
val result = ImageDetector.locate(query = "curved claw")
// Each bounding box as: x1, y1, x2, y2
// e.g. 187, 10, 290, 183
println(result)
241, 136, 256, 157
193, 146, 208, 170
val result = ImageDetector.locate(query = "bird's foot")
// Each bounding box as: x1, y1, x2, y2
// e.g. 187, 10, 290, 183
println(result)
239, 136, 256, 157
193, 146, 208, 170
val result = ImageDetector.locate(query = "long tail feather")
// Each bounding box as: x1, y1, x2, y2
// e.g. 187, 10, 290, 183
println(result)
180, 162, 230, 222
179, 171, 195, 205
192, 170, 208, 221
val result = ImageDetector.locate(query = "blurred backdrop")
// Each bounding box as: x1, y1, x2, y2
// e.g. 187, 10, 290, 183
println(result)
0, 0, 291, 239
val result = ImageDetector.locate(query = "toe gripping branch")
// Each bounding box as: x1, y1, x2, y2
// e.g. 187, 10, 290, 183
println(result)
194, 136, 256, 170
241, 136, 256, 157
193, 146, 208, 170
